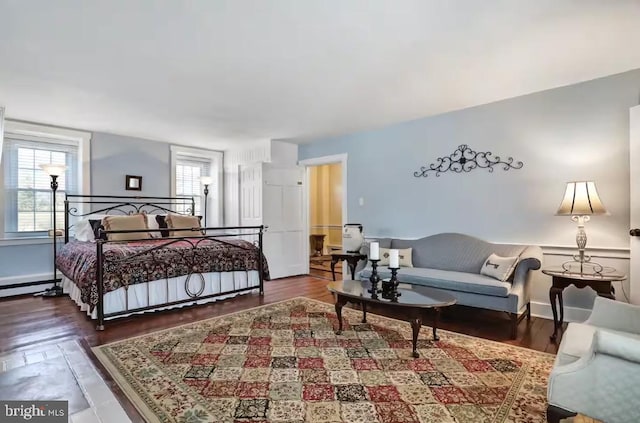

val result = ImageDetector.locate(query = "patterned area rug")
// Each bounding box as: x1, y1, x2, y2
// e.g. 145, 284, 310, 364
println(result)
93, 298, 554, 423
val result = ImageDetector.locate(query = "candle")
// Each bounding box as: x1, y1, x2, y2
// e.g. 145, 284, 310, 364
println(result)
389, 249, 399, 268
369, 242, 379, 260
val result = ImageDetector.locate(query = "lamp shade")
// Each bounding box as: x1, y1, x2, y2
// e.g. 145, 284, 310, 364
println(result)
39, 163, 67, 177
556, 181, 607, 216
200, 176, 213, 185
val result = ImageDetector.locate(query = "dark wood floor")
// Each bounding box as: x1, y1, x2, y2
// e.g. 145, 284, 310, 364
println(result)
0, 275, 562, 422
0, 276, 562, 356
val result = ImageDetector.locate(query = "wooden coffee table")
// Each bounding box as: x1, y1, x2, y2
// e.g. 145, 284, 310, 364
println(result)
327, 280, 457, 358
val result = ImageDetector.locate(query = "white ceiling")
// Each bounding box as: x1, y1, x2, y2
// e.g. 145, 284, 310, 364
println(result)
1, 1, 639, 150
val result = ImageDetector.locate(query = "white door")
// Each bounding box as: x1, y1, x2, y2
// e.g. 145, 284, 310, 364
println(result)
239, 164, 262, 227
262, 164, 306, 279
630, 105, 640, 304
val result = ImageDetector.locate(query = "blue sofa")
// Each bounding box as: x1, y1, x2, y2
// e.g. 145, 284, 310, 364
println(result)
357, 233, 543, 338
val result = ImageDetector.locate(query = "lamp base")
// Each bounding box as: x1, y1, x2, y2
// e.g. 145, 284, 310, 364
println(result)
34, 285, 65, 298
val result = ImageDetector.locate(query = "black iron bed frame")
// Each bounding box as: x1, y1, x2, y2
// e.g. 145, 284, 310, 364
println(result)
63, 194, 265, 330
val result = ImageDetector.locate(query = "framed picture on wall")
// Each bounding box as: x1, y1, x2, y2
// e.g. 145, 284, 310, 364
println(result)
125, 175, 142, 191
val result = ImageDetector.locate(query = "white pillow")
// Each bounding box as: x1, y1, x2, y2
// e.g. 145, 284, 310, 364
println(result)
146, 214, 161, 237
480, 253, 519, 281
74, 218, 95, 242
73, 215, 110, 242
378, 247, 414, 268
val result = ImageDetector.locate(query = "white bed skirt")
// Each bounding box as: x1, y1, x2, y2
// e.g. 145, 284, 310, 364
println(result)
62, 270, 260, 320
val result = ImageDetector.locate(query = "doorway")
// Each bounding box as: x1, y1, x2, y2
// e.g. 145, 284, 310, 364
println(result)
299, 154, 348, 279
308, 163, 343, 279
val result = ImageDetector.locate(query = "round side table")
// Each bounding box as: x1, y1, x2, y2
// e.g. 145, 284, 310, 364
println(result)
542, 265, 626, 340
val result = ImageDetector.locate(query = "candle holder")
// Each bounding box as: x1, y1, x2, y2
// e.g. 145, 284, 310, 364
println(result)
368, 259, 381, 299
381, 267, 401, 302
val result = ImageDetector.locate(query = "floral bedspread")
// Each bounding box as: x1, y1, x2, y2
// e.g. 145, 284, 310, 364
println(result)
56, 238, 270, 309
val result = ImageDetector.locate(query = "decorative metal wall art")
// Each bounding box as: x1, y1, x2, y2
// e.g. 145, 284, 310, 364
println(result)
413, 144, 523, 177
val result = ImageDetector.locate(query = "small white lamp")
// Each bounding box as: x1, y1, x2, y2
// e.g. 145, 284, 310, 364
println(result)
556, 181, 607, 272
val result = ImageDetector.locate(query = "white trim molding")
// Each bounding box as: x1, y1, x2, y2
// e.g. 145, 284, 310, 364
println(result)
0, 237, 51, 247
530, 301, 592, 323
540, 244, 629, 260
0, 107, 4, 165
0, 273, 52, 298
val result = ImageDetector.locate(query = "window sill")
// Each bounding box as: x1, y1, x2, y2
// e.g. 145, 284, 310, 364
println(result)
0, 237, 53, 247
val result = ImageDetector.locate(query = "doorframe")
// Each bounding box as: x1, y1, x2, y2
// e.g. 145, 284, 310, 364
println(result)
299, 154, 348, 275
630, 105, 640, 304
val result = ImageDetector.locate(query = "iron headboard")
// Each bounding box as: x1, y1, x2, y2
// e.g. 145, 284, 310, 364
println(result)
63, 194, 196, 243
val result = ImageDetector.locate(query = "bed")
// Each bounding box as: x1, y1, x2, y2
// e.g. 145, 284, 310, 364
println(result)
57, 194, 269, 330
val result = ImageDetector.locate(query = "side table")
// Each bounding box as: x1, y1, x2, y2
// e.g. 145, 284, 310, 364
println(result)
542, 266, 626, 340
330, 251, 367, 280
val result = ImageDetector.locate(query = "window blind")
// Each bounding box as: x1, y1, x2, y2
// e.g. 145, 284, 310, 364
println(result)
175, 155, 211, 216
3, 137, 78, 234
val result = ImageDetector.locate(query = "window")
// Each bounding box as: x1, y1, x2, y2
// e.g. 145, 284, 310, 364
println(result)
175, 155, 210, 216
3, 139, 77, 233
0, 121, 91, 239
170, 146, 223, 226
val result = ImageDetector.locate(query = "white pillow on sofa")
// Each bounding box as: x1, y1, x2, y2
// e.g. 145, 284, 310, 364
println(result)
480, 253, 519, 281
378, 247, 413, 267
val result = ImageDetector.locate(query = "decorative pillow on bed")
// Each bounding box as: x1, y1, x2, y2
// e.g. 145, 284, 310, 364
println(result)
165, 213, 202, 237
74, 218, 96, 242
480, 253, 519, 282
89, 219, 108, 241
378, 247, 413, 267
145, 213, 162, 238
101, 214, 151, 241
155, 215, 170, 237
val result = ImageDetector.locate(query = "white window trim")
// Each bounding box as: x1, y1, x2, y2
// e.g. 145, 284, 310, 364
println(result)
0, 107, 4, 159
170, 145, 224, 227
0, 120, 92, 244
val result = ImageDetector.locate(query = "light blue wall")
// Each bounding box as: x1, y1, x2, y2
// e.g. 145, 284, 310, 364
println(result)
0, 243, 51, 278
0, 132, 173, 280
299, 69, 640, 249
91, 132, 170, 197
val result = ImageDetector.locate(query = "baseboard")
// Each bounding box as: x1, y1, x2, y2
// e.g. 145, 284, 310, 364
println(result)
530, 300, 591, 323
0, 273, 55, 298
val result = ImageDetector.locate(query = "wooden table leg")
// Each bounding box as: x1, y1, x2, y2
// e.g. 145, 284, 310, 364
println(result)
410, 315, 422, 358
348, 259, 357, 280
432, 308, 440, 341
335, 296, 347, 335
330, 257, 339, 281
361, 302, 367, 323
558, 289, 565, 326
549, 285, 561, 340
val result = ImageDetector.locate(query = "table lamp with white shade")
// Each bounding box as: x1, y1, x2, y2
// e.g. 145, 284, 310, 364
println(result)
36, 163, 67, 297
556, 181, 608, 273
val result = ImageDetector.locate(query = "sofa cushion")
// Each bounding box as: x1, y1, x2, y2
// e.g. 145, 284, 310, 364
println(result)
378, 247, 413, 267
390, 233, 526, 273
557, 322, 640, 367
360, 266, 512, 297
480, 253, 519, 281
